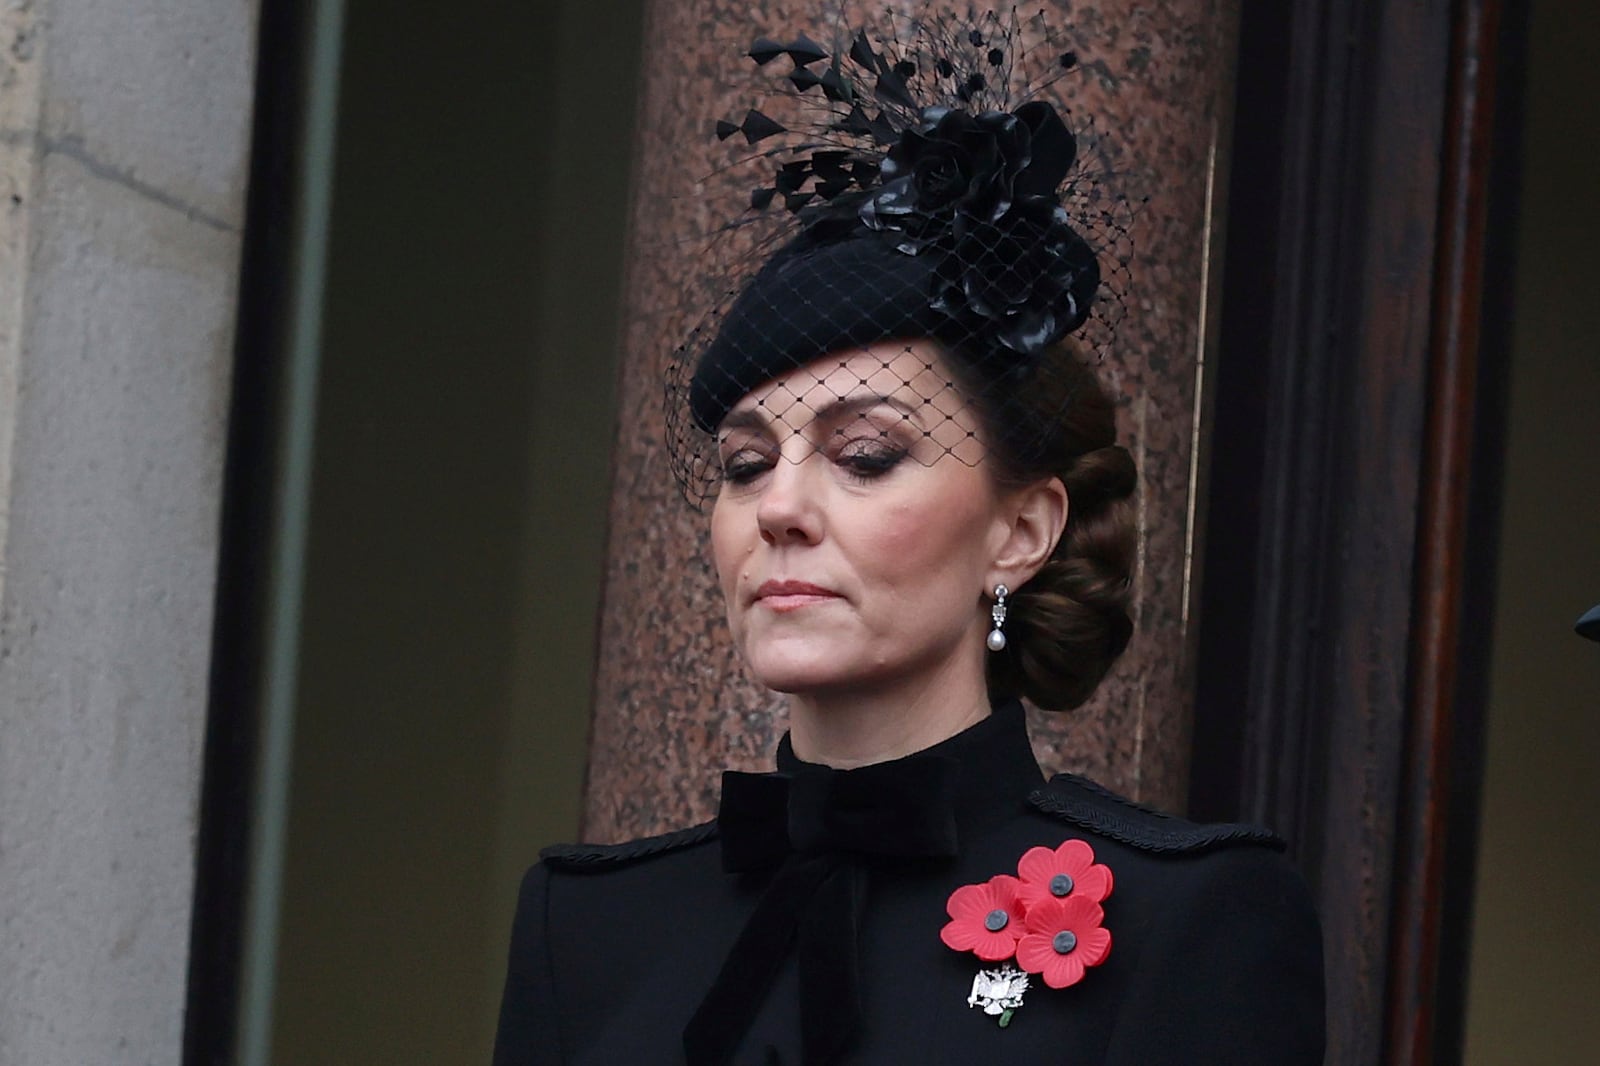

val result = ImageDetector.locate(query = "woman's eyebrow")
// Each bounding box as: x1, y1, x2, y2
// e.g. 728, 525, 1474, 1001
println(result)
717, 408, 773, 436
815, 393, 928, 431
720, 392, 930, 436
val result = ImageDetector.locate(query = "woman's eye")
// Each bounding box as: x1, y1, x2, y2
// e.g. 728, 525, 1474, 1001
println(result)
720, 450, 774, 485
836, 440, 907, 479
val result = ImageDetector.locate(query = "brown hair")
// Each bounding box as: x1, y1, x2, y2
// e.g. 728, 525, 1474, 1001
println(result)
954, 339, 1137, 710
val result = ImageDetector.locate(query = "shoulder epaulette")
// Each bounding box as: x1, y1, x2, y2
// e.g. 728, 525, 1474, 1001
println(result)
1028, 772, 1285, 855
539, 820, 720, 872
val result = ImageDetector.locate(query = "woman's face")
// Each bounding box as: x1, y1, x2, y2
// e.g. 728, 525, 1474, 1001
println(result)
709, 341, 1013, 698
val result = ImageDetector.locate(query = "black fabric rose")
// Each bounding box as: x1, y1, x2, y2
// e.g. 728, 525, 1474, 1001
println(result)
859, 107, 1031, 250
858, 100, 1098, 355
932, 199, 1100, 353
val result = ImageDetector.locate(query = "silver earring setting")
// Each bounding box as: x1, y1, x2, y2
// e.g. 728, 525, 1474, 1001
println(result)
986, 584, 1009, 652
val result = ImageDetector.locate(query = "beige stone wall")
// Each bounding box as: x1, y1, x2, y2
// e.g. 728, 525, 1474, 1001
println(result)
0, 1, 259, 1061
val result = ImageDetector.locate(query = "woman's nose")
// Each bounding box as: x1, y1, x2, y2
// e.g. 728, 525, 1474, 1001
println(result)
755, 453, 823, 546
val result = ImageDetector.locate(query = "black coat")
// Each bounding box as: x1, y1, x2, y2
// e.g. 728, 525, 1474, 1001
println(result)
493, 703, 1324, 1065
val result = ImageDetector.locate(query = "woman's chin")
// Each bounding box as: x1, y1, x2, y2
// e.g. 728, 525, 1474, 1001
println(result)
743, 644, 877, 696
748, 663, 851, 695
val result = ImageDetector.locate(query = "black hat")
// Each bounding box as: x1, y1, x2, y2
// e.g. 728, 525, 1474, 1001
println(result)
688, 227, 945, 433
1577, 603, 1600, 642
664, 11, 1131, 506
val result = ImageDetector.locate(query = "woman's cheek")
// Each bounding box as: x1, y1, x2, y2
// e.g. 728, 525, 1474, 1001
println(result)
882, 498, 982, 577
862, 503, 936, 568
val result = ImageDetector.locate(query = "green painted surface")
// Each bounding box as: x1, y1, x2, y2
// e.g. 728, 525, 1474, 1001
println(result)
266, 3, 643, 1062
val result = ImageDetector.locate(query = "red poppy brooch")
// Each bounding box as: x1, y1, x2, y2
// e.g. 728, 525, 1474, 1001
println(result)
939, 839, 1113, 1026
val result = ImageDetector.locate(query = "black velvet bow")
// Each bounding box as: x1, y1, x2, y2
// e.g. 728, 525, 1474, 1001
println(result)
682, 756, 962, 1066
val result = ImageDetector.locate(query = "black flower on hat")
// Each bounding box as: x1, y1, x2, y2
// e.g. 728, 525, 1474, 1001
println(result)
860, 106, 1032, 242
857, 97, 1096, 355
935, 197, 1100, 354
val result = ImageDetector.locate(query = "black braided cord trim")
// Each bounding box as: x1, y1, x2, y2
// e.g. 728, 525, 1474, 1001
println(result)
1028, 773, 1285, 855
539, 820, 720, 872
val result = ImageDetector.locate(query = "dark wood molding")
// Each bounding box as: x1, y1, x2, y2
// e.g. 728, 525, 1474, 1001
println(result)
1387, 1, 1525, 1061
1191, 0, 1526, 1062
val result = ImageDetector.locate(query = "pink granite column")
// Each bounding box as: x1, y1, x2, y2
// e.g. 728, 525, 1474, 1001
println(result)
584, 0, 1240, 841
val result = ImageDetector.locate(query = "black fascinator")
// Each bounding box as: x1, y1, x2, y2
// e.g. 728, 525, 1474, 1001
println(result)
663, 8, 1135, 507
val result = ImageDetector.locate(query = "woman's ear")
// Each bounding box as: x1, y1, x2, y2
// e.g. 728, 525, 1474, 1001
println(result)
988, 476, 1069, 589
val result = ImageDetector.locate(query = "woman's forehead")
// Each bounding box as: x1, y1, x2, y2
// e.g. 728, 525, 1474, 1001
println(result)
727, 341, 968, 423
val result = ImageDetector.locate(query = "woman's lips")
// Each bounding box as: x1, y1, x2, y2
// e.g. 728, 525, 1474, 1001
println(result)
754, 580, 840, 613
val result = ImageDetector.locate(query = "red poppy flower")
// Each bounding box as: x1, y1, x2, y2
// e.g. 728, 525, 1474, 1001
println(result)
1015, 895, 1112, 989
1015, 838, 1113, 909
940, 874, 1027, 961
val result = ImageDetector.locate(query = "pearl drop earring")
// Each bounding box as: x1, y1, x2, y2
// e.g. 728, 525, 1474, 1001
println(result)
986, 584, 1009, 652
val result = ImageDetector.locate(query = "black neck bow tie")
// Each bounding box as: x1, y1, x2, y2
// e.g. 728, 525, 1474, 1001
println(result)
683, 754, 962, 1066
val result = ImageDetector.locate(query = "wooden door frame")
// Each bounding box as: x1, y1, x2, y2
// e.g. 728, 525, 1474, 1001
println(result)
1188, 1, 1526, 1063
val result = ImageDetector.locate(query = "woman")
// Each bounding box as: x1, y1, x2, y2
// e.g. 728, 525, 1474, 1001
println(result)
495, 15, 1323, 1065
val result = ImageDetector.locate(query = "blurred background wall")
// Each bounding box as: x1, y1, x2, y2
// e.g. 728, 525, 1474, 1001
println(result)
264, 2, 643, 1063
1463, 2, 1600, 1061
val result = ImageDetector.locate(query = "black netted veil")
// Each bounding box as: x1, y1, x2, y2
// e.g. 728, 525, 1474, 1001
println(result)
663, 8, 1134, 507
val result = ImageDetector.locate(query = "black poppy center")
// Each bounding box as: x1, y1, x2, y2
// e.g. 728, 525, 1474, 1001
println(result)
1050, 873, 1075, 897
1052, 930, 1078, 955
984, 908, 1010, 932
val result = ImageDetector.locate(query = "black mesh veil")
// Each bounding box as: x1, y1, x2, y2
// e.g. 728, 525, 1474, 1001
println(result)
662, 7, 1135, 508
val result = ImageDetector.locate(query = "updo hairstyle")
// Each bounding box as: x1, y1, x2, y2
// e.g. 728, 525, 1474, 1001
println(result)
952, 338, 1137, 711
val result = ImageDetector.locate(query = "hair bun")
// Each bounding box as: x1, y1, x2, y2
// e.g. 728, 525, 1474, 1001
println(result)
1000, 494, 1137, 711
982, 344, 1137, 712
1063, 445, 1136, 506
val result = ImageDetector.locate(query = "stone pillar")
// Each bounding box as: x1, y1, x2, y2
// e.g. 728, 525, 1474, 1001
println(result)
0, 1, 258, 1061
586, 0, 1238, 840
